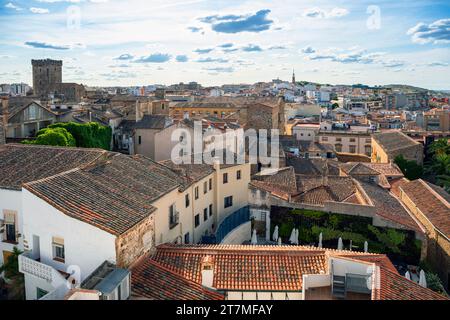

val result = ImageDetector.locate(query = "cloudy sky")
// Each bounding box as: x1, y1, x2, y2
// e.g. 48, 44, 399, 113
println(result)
0, 0, 449, 89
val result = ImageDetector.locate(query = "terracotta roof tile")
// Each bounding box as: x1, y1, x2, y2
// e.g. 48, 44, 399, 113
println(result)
400, 179, 450, 238
131, 258, 224, 300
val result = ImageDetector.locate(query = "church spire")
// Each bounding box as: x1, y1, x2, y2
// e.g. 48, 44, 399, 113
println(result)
292, 69, 296, 84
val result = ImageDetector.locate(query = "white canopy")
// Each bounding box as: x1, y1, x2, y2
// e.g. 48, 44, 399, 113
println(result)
251, 229, 257, 245
272, 225, 279, 242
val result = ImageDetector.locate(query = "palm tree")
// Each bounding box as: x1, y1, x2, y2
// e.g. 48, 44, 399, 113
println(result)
429, 138, 450, 157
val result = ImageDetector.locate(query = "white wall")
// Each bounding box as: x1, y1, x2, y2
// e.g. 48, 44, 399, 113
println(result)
22, 189, 117, 282
0, 189, 23, 265
221, 221, 251, 244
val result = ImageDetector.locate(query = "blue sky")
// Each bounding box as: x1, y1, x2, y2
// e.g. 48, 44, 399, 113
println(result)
0, 0, 449, 89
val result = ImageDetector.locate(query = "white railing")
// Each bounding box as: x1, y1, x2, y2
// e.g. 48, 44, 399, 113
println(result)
18, 252, 69, 290
19, 253, 53, 282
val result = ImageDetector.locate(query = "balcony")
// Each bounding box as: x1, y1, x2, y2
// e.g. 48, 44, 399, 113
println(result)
302, 257, 373, 300
169, 210, 180, 230
19, 252, 71, 298
19, 252, 54, 282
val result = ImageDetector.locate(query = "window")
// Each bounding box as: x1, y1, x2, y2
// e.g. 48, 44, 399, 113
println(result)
36, 288, 49, 299
224, 196, 233, 208
195, 186, 199, 200
195, 214, 200, 227
336, 137, 342, 142
366, 138, 372, 144
184, 232, 190, 244
185, 194, 190, 208
335, 144, 343, 152
52, 237, 65, 262
350, 138, 356, 143
322, 137, 328, 142
209, 204, 213, 217
138, 136, 142, 145
209, 178, 212, 190
349, 145, 356, 154
203, 181, 207, 194
203, 208, 208, 221
169, 204, 179, 229
2, 211, 17, 243
365, 145, 372, 157
236, 170, 241, 180
223, 173, 228, 184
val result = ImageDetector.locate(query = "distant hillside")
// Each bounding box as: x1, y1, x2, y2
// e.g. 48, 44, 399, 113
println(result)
383, 84, 430, 92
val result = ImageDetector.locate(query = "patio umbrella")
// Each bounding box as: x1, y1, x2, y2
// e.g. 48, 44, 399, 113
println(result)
318, 232, 323, 248
272, 225, 279, 242
278, 237, 282, 245
405, 271, 411, 281
419, 270, 427, 288
364, 241, 368, 253
251, 229, 257, 245
294, 229, 299, 245
289, 228, 296, 244
337, 237, 343, 250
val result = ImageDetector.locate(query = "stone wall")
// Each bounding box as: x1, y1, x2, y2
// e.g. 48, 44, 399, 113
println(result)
115, 215, 155, 268
0, 116, 5, 145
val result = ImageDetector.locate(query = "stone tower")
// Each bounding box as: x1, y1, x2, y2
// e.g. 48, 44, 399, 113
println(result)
292, 69, 296, 84
32, 59, 63, 97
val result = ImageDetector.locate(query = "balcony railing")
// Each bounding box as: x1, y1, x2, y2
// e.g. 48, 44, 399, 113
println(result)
19, 253, 53, 282
202, 206, 250, 244
18, 252, 69, 290
169, 210, 180, 229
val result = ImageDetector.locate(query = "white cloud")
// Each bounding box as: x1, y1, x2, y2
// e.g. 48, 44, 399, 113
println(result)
5, 2, 22, 11
303, 7, 349, 19
407, 19, 450, 44
30, 7, 50, 14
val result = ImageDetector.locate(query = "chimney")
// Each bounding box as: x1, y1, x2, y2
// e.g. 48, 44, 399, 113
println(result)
201, 255, 214, 289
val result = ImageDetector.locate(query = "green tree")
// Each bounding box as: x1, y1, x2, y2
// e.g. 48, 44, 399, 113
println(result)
394, 155, 423, 180
47, 122, 112, 150
22, 127, 76, 147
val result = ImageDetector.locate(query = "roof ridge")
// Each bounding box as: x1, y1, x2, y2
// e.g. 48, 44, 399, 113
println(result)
418, 179, 450, 207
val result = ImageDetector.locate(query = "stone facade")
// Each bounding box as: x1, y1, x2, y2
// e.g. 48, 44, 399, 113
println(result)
32, 59, 62, 98
31, 59, 84, 102
115, 215, 155, 268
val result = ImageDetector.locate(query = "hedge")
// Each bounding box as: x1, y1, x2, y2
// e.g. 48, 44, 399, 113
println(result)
46, 122, 112, 150
22, 127, 76, 147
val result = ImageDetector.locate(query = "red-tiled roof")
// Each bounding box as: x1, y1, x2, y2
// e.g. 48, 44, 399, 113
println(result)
374, 267, 449, 300
132, 244, 449, 300
400, 179, 450, 238
132, 244, 445, 300
23, 153, 184, 235
131, 258, 224, 300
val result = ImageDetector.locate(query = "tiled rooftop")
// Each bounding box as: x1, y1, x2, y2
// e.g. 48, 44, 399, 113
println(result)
131, 258, 224, 300
373, 131, 420, 152
132, 244, 448, 300
357, 180, 421, 232
400, 179, 450, 237
0, 144, 107, 191
23, 153, 184, 235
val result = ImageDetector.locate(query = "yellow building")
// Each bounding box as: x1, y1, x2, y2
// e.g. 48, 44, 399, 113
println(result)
371, 131, 424, 165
